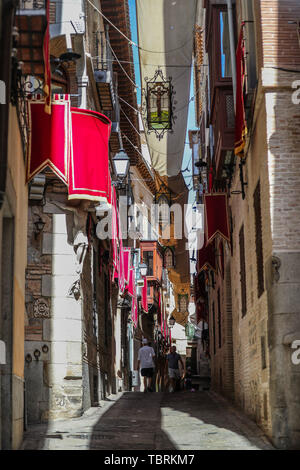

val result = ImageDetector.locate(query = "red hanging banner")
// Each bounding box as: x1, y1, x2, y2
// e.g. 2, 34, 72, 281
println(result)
235, 25, 248, 157
69, 108, 111, 202
204, 193, 230, 245
26, 95, 71, 183
197, 234, 216, 273
123, 248, 131, 285
141, 277, 148, 313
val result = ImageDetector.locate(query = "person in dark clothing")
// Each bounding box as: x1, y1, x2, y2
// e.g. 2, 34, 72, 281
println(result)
166, 345, 184, 392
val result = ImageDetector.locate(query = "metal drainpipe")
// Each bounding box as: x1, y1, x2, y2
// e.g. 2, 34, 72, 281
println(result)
226, 0, 237, 112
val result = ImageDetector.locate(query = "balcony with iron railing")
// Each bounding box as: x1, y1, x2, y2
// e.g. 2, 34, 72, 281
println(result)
93, 29, 116, 111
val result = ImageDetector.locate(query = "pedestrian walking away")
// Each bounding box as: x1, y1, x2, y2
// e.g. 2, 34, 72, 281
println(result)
137, 338, 156, 392
166, 345, 185, 392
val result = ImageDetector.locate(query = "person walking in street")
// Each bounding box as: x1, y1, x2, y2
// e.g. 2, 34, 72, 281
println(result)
137, 338, 155, 392
166, 345, 185, 392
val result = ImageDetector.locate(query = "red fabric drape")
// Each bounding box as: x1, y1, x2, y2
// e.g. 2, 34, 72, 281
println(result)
204, 193, 230, 245
235, 25, 248, 157
127, 267, 136, 297
69, 108, 111, 201
141, 277, 148, 313
111, 186, 118, 278
43, 0, 51, 114
197, 234, 216, 273
27, 95, 71, 183
123, 248, 131, 285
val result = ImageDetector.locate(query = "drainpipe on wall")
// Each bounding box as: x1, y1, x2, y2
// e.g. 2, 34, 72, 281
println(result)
226, 0, 237, 112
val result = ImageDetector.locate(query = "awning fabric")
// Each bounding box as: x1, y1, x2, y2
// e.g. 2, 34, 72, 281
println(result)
204, 193, 230, 245
69, 108, 111, 201
235, 25, 247, 157
27, 96, 112, 203
136, 0, 197, 176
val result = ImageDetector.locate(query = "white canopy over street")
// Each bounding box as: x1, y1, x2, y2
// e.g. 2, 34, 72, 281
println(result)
136, 0, 197, 176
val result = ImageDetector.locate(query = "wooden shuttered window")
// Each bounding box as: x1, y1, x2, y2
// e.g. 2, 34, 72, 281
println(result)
239, 225, 247, 318
254, 181, 264, 298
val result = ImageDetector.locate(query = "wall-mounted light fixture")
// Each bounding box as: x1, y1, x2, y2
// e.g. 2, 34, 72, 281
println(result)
112, 149, 130, 190
138, 262, 148, 278
168, 315, 176, 328
33, 215, 45, 238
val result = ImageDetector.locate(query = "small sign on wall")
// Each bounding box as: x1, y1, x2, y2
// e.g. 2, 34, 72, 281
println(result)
0, 340, 6, 364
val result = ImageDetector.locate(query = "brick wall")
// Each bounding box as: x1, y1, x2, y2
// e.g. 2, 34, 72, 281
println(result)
227, 0, 300, 442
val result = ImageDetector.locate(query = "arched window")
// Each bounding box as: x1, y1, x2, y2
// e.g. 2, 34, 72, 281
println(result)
164, 247, 174, 269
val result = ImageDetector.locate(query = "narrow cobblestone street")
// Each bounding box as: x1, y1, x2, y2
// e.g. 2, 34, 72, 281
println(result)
21, 391, 273, 450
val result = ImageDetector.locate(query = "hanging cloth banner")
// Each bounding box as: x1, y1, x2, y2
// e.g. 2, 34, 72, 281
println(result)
69, 108, 111, 201
204, 193, 230, 245
141, 277, 148, 313
123, 248, 131, 285
26, 95, 71, 183
235, 25, 248, 157
197, 234, 216, 273
127, 267, 136, 297
117, 212, 125, 293
27, 99, 112, 206
111, 186, 119, 278
43, 0, 51, 114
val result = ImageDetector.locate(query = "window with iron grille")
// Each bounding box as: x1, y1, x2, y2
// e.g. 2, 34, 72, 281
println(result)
254, 181, 264, 298
239, 225, 247, 317
217, 288, 222, 348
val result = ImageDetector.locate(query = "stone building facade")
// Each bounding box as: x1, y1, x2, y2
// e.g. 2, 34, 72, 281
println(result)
194, 0, 300, 449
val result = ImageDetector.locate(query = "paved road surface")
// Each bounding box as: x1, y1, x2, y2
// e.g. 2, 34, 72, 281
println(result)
21, 391, 274, 450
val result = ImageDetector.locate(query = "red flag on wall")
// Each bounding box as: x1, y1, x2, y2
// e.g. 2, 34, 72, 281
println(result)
26, 95, 71, 183
235, 25, 248, 157
69, 108, 111, 201
204, 193, 230, 245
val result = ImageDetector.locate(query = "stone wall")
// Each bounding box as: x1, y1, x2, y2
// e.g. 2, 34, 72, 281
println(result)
227, 0, 300, 448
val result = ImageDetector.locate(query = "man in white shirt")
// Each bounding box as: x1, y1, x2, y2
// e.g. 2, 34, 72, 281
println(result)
137, 338, 155, 392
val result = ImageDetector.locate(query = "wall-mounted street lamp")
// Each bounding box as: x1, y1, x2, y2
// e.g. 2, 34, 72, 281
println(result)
33, 216, 45, 239
138, 262, 148, 278
112, 149, 130, 186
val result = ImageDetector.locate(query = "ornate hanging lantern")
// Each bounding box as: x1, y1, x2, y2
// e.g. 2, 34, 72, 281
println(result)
143, 68, 176, 140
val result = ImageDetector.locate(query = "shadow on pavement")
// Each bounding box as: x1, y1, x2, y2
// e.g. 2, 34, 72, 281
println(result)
89, 390, 274, 450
